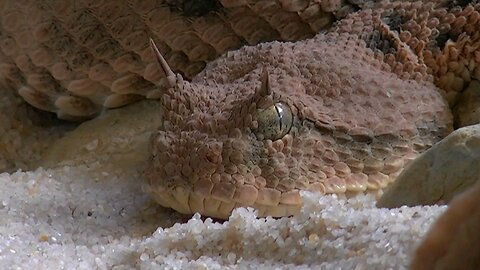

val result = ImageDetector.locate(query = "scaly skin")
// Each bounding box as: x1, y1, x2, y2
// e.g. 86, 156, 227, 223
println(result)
143, 0, 480, 219
0, 0, 369, 120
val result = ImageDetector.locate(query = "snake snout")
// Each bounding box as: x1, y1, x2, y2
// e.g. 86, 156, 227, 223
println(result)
146, 130, 275, 218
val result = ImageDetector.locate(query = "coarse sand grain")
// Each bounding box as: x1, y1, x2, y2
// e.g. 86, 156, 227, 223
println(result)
0, 166, 445, 269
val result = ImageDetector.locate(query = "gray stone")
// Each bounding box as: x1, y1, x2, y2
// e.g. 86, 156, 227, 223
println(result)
377, 124, 480, 208
40, 100, 163, 176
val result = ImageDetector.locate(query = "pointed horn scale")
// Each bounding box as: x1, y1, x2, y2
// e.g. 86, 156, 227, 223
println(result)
149, 38, 177, 87
259, 67, 272, 97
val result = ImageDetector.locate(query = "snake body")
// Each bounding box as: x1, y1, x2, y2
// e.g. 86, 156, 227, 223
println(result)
0, 0, 355, 120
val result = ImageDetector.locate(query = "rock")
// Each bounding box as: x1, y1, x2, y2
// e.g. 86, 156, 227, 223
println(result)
410, 180, 480, 270
39, 100, 163, 176
377, 124, 480, 208
453, 80, 480, 128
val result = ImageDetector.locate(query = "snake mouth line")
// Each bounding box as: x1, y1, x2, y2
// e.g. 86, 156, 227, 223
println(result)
146, 178, 387, 219
148, 185, 302, 219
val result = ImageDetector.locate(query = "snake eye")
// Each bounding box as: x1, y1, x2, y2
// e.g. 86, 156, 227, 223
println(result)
255, 102, 293, 141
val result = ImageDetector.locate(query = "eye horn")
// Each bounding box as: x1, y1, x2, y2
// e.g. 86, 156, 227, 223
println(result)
254, 102, 293, 141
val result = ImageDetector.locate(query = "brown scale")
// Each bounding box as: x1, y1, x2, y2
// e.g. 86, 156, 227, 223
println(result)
190, 17, 242, 54
53, 7, 125, 72
27, 12, 102, 119
21, 4, 98, 82
224, 5, 279, 44
338, 1, 480, 106
0, 0, 372, 120
299, 2, 335, 32
248, 0, 313, 41
143, 7, 207, 77
0, 58, 22, 87
82, 2, 156, 87
0, 14, 68, 115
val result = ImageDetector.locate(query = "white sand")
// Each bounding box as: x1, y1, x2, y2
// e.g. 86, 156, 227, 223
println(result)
0, 166, 445, 269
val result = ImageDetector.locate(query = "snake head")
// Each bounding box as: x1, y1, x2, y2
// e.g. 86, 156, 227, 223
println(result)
144, 41, 305, 218
144, 37, 452, 219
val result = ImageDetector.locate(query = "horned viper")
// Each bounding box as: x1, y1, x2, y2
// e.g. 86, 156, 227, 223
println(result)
144, 1, 480, 219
